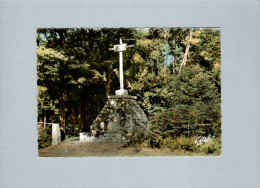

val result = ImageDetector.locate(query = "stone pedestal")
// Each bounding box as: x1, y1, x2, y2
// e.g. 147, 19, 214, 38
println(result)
52, 123, 61, 145
90, 95, 148, 143
115, 89, 128, 96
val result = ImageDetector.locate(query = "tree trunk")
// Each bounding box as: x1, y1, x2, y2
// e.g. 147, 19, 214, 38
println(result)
105, 70, 112, 98
79, 97, 88, 132
179, 29, 193, 74
59, 93, 66, 132
43, 116, 46, 128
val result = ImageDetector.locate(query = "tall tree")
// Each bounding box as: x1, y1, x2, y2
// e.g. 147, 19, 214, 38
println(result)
37, 28, 136, 132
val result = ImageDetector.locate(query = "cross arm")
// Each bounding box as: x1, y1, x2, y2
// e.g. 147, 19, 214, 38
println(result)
126, 44, 134, 48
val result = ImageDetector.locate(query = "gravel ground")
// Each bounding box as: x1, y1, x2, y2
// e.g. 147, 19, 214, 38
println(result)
38, 141, 192, 157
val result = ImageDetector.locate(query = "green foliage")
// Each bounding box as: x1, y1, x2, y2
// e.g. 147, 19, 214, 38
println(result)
37, 28, 221, 149
124, 133, 147, 148
165, 136, 197, 151
127, 28, 221, 153
37, 28, 136, 132
212, 117, 221, 137
66, 124, 79, 138
144, 135, 221, 155
194, 137, 221, 155
38, 127, 52, 149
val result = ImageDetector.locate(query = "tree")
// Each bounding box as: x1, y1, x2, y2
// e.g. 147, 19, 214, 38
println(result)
37, 28, 136, 132
128, 28, 221, 142
37, 28, 221, 144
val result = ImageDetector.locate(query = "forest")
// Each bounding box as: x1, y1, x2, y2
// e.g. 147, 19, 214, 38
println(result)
37, 28, 221, 155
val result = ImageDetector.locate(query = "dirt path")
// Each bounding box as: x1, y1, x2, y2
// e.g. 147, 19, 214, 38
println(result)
38, 141, 191, 157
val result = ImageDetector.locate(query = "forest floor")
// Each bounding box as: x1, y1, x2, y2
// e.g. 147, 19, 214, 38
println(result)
38, 140, 215, 157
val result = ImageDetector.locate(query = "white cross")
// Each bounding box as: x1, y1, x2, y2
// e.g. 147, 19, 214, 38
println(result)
109, 38, 134, 95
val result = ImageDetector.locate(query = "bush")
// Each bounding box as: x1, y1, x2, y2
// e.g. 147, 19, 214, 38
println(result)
145, 133, 222, 155
66, 123, 79, 138
212, 118, 221, 137
124, 132, 147, 148
146, 125, 164, 148
163, 136, 196, 151
146, 133, 197, 151
38, 127, 52, 149
194, 136, 221, 155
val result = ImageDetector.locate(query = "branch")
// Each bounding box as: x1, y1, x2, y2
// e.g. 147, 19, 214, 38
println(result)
172, 56, 176, 74
178, 29, 193, 74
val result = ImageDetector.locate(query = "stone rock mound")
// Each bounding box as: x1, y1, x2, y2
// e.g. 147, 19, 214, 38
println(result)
90, 95, 148, 143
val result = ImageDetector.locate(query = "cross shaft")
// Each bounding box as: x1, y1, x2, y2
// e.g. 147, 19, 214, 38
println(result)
109, 38, 134, 95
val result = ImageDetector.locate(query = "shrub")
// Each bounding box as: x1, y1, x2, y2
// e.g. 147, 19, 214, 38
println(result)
194, 136, 221, 155
38, 127, 52, 149
124, 132, 147, 148
165, 136, 196, 151
146, 123, 168, 149
212, 118, 221, 137
66, 123, 79, 138
163, 137, 179, 150
146, 134, 197, 151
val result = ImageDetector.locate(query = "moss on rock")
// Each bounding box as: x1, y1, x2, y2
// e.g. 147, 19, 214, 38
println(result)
90, 95, 148, 143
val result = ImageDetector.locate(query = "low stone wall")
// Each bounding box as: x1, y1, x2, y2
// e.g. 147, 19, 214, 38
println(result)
79, 132, 95, 142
